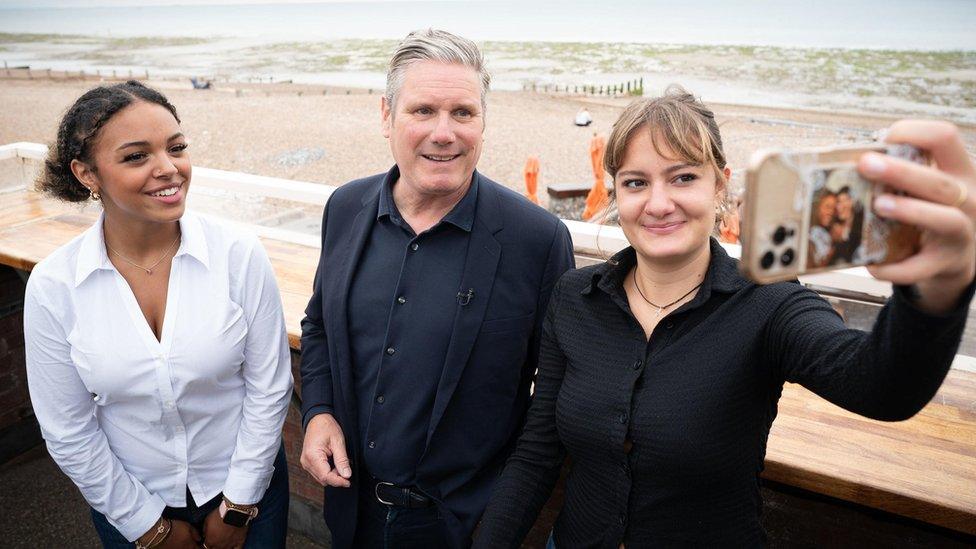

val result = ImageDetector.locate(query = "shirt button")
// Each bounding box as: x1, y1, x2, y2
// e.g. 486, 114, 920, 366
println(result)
618, 513, 626, 525
92, 394, 101, 402
376, 395, 385, 404
618, 413, 628, 425
666, 322, 674, 329
410, 243, 419, 251
165, 401, 175, 408
397, 296, 406, 304
368, 441, 376, 449
632, 359, 642, 370
386, 347, 396, 356
175, 425, 184, 433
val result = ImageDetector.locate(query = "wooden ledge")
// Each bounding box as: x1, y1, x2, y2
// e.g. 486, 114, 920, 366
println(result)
766, 374, 976, 535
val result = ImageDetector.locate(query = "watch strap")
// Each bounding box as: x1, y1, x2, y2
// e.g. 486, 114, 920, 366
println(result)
220, 497, 258, 527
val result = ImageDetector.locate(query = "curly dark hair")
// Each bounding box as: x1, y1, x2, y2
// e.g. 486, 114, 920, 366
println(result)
39, 80, 180, 202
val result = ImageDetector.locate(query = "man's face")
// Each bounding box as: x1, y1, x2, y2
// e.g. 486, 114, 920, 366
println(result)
382, 60, 484, 202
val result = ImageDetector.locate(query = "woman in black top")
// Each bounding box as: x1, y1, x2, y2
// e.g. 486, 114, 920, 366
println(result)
475, 87, 976, 548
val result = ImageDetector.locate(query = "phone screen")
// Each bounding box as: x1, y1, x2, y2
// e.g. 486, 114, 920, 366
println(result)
807, 164, 916, 270
807, 166, 869, 269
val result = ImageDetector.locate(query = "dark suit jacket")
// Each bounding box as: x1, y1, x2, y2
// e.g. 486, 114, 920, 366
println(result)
300, 168, 575, 548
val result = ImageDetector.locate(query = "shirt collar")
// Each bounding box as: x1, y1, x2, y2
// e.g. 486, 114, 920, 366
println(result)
74, 212, 113, 287
377, 165, 479, 233
175, 211, 210, 269
74, 211, 210, 287
582, 238, 750, 301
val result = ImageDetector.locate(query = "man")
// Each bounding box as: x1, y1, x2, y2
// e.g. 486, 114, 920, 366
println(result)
299, 29, 575, 549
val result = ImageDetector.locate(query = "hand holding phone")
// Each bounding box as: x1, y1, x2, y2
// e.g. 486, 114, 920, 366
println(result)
858, 121, 976, 314
741, 121, 976, 315
740, 143, 922, 284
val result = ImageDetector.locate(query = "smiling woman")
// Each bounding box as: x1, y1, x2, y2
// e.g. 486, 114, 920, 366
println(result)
25, 81, 293, 549
71, 102, 191, 237
474, 86, 976, 548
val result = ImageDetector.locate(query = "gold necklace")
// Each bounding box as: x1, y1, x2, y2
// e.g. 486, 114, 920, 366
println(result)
105, 235, 181, 275
632, 270, 703, 319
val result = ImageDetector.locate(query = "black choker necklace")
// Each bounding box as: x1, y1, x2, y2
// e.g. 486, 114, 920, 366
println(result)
632, 271, 703, 318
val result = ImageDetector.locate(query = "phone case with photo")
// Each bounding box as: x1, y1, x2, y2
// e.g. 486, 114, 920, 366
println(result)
740, 144, 923, 284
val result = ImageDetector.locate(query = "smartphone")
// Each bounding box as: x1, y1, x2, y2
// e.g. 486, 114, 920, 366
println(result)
740, 143, 923, 284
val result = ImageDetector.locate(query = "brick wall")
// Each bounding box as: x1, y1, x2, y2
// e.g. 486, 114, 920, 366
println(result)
284, 352, 322, 504
283, 352, 329, 542
0, 266, 40, 464
0, 266, 29, 429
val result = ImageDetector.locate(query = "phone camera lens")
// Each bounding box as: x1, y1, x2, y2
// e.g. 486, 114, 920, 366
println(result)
760, 251, 775, 270
781, 248, 795, 266
772, 226, 787, 245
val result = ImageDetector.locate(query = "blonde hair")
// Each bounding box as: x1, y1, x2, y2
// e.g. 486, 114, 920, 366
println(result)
595, 86, 732, 259
604, 84, 728, 190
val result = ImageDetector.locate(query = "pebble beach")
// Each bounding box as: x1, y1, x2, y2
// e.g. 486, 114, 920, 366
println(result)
4, 76, 974, 208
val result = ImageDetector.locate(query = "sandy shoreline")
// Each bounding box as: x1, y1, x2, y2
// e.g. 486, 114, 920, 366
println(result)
2, 76, 974, 205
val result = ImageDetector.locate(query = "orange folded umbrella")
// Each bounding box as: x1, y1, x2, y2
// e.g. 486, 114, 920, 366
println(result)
583, 134, 608, 220
718, 210, 739, 244
719, 209, 740, 244
524, 156, 540, 205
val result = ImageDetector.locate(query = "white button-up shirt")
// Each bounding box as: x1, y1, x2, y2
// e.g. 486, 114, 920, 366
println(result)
24, 211, 293, 541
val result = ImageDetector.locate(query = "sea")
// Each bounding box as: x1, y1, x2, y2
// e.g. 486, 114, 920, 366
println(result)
1, 0, 975, 120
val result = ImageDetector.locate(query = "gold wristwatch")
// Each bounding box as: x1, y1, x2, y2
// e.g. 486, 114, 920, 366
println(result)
219, 497, 259, 527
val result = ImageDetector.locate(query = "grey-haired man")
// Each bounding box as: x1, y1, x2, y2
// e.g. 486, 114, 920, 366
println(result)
299, 29, 574, 549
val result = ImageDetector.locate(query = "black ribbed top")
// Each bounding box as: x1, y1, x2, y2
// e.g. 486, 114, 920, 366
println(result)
475, 239, 971, 549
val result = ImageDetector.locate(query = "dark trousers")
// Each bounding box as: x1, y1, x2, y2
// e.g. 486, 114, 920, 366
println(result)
91, 443, 289, 548
351, 480, 452, 549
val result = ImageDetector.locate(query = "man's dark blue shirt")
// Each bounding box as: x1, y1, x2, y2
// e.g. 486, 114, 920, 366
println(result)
345, 168, 478, 485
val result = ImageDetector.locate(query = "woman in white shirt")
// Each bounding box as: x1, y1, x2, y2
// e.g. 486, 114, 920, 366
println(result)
24, 81, 293, 549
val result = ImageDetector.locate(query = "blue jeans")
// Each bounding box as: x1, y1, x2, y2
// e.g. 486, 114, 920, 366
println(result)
91, 443, 289, 548
352, 481, 450, 549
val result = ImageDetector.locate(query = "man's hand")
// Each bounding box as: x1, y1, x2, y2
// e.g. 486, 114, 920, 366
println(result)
301, 413, 352, 487
202, 507, 248, 549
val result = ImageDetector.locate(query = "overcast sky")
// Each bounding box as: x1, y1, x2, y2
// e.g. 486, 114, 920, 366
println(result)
0, 0, 462, 7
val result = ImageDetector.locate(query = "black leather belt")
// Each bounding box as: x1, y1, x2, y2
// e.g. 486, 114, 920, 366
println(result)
372, 481, 433, 509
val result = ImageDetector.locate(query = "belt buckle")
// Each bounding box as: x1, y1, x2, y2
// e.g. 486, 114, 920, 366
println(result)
374, 481, 396, 505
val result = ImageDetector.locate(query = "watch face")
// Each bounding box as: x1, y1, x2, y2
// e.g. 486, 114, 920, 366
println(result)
222, 509, 250, 527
